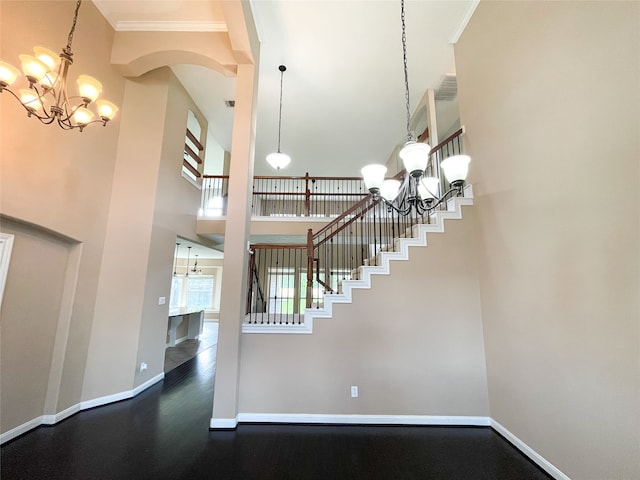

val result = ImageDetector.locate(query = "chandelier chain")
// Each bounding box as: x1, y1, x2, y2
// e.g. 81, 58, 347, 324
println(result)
277, 67, 284, 153
401, 0, 412, 143
64, 0, 83, 55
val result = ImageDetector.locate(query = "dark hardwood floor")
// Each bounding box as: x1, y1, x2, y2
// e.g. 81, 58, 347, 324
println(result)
1, 345, 552, 480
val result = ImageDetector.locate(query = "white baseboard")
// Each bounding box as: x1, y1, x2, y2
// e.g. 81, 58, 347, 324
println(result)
491, 419, 570, 480
236, 413, 491, 426
1, 372, 165, 445
0, 415, 44, 445
42, 403, 81, 425
210, 417, 238, 429
132, 373, 165, 396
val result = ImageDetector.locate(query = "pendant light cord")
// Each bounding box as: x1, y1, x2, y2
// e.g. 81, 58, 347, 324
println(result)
401, 0, 413, 143
277, 65, 286, 153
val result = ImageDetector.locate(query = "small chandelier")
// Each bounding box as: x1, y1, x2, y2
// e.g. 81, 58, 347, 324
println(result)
266, 65, 291, 170
0, 0, 118, 132
361, 0, 470, 216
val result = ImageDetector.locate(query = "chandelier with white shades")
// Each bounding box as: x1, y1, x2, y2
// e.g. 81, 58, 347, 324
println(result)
0, 0, 118, 132
361, 0, 470, 216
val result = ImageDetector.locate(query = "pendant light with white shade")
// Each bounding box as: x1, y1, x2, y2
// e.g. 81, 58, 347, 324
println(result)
266, 65, 291, 170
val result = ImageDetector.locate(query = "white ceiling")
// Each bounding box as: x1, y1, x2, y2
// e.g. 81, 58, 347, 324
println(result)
93, 0, 477, 177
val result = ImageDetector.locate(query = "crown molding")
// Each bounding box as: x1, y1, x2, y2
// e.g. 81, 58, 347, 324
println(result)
115, 21, 228, 32
450, 0, 480, 44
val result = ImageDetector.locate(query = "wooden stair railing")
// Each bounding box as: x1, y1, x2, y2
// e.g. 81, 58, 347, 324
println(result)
201, 173, 367, 218
245, 128, 466, 323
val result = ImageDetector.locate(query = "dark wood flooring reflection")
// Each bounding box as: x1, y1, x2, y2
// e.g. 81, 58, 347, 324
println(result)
1, 345, 552, 480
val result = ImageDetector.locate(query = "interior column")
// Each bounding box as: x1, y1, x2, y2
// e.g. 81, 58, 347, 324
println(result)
210, 63, 257, 428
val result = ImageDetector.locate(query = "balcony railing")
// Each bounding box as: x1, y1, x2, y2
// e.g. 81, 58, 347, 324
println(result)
200, 174, 367, 218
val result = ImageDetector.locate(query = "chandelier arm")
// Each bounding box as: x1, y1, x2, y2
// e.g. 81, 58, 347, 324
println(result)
417, 186, 465, 213
29, 111, 58, 125
381, 195, 414, 217
56, 118, 78, 130
3, 86, 56, 123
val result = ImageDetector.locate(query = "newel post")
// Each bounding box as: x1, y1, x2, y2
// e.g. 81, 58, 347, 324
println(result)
306, 228, 314, 308
246, 247, 255, 315
304, 172, 311, 217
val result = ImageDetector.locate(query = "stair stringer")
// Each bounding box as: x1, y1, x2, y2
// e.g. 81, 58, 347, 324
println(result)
242, 185, 473, 334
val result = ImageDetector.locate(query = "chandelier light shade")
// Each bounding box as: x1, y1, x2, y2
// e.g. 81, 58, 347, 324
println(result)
399, 141, 431, 177
380, 179, 402, 202
417, 176, 440, 200
361, 164, 388, 192
0, 0, 118, 132
360, 0, 470, 216
441, 155, 471, 187
266, 65, 291, 170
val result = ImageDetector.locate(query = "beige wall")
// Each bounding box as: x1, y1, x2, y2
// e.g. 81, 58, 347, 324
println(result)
135, 69, 208, 389
0, 219, 76, 432
238, 207, 489, 417
0, 0, 124, 431
455, 2, 640, 478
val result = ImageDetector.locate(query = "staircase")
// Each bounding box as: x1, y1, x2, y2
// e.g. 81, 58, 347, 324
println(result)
243, 184, 473, 334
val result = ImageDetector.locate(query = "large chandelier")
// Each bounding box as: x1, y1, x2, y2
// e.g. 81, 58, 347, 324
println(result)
266, 65, 291, 170
361, 0, 470, 216
0, 0, 118, 132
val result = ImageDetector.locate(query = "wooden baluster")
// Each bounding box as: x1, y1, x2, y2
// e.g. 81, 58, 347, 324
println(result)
304, 172, 310, 217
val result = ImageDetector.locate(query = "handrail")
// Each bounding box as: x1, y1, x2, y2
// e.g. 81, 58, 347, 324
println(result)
313, 196, 380, 249
313, 193, 374, 240
251, 243, 307, 250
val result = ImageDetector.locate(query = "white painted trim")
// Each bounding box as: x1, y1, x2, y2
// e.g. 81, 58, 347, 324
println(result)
80, 391, 134, 410
115, 21, 228, 32
450, 0, 481, 44
132, 373, 165, 397
237, 413, 491, 426
0, 233, 14, 308
42, 403, 81, 425
0, 416, 43, 445
1, 373, 164, 445
210, 417, 238, 429
491, 419, 570, 480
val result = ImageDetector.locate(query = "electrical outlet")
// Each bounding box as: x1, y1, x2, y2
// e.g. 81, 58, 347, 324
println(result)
351, 386, 358, 398
139, 362, 148, 372
158, 296, 166, 305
